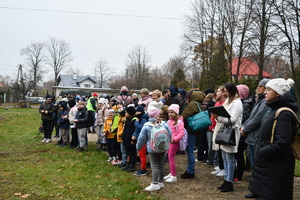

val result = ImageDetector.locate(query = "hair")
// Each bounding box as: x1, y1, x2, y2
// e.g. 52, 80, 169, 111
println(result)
162, 89, 168, 96
152, 90, 162, 98
204, 93, 214, 102
224, 82, 239, 104
77, 101, 86, 106
140, 88, 149, 95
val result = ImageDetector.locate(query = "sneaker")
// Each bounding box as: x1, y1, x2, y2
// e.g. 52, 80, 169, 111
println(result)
112, 160, 122, 166
41, 138, 47, 142
164, 173, 171, 180
45, 139, 52, 143
134, 169, 147, 176
233, 178, 242, 183
145, 183, 160, 191
166, 176, 177, 183
118, 163, 127, 168
195, 159, 204, 163
211, 169, 221, 175
158, 182, 164, 188
58, 143, 67, 147
181, 171, 195, 179
107, 157, 113, 162
214, 166, 220, 170
216, 170, 225, 176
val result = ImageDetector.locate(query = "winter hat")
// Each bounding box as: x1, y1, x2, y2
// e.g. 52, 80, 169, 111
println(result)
258, 78, 270, 87
168, 86, 179, 96
135, 105, 144, 113
108, 109, 115, 114
148, 107, 159, 119
236, 84, 249, 99
120, 86, 129, 93
132, 93, 138, 97
119, 109, 126, 117
98, 97, 106, 104
68, 99, 76, 108
266, 78, 295, 96
125, 106, 136, 116
46, 94, 52, 100
168, 104, 180, 115
204, 88, 215, 95
92, 93, 98, 97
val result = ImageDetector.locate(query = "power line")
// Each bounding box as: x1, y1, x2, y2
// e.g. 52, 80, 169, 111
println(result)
0, 6, 182, 21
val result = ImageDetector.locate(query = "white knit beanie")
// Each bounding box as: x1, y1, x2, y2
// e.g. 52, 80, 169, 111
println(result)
265, 78, 294, 95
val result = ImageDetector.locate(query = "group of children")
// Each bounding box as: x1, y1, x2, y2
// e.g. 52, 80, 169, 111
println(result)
93, 97, 186, 191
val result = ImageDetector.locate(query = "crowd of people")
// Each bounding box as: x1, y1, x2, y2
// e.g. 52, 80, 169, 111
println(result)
38, 78, 298, 199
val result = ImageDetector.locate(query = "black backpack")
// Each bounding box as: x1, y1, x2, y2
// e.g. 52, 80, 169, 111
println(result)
87, 110, 95, 127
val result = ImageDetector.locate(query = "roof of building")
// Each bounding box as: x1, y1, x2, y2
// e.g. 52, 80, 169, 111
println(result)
231, 58, 272, 78
57, 74, 99, 87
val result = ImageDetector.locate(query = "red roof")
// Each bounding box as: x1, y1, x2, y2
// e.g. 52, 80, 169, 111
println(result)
231, 58, 272, 79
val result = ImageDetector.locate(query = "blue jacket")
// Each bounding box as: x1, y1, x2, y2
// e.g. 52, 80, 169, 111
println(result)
136, 121, 172, 153
57, 102, 70, 129
133, 113, 148, 139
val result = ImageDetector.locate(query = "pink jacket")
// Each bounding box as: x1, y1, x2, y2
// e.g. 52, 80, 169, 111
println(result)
167, 119, 185, 142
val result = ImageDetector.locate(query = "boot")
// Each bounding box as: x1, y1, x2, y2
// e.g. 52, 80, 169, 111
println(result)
122, 164, 129, 171
126, 164, 135, 172
221, 181, 233, 192
217, 180, 227, 190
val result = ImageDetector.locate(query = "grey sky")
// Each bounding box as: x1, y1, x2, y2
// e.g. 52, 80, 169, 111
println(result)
0, 0, 191, 80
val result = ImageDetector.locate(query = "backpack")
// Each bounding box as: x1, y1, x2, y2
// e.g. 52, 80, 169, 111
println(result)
148, 122, 170, 153
270, 107, 300, 160
87, 110, 95, 127
176, 120, 188, 152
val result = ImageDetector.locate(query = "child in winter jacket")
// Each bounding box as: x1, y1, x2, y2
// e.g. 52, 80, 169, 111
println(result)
164, 104, 184, 183
103, 109, 117, 162
136, 107, 172, 191
57, 101, 70, 146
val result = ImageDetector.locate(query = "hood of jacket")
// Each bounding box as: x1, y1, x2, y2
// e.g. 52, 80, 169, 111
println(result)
190, 91, 205, 103
168, 86, 179, 96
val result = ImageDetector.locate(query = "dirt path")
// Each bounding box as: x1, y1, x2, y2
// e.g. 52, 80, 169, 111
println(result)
89, 133, 300, 199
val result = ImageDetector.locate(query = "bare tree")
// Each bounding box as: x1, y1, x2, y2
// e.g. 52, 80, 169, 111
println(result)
12, 65, 34, 101
125, 45, 151, 90
94, 59, 110, 88
273, 0, 300, 98
162, 56, 188, 80
46, 37, 73, 86
20, 42, 45, 96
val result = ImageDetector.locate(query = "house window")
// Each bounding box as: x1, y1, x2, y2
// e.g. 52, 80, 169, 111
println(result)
84, 84, 91, 88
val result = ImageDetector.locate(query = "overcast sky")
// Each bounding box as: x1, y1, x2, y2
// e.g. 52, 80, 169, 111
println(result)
0, 0, 192, 80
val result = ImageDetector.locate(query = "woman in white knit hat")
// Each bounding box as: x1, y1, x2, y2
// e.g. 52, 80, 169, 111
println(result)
250, 78, 297, 200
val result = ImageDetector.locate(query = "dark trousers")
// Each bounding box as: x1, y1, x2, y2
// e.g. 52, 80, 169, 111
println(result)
197, 131, 208, 161
218, 150, 224, 169
234, 138, 247, 180
43, 120, 54, 139
126, 144, 137, 166
70, 128, 78, 147
107, 137, 117, 157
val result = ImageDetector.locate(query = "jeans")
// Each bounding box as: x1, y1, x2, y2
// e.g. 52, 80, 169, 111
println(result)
78, 128, 87, 147
186, 133, 197, 174
120, 142, 127, 163
248, 144, 255, 167
148, 152, 165, 184
221, 150, 235, 182
168, 143, 179, 176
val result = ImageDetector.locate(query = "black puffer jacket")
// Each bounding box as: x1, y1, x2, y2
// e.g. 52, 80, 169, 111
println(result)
250, 92, 298, 200
75, 107, 88, 128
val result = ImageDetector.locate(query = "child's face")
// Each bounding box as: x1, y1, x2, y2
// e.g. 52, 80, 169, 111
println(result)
168, 110, 177, 119
108, 112, 114, 118
152, 94, 159, 100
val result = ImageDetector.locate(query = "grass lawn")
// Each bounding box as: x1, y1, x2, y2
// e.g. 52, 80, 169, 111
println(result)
0, 108, 161, 200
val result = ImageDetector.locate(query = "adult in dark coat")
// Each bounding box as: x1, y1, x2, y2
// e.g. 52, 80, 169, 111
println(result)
250, 78, 297, 200
164, 86, 180, 106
